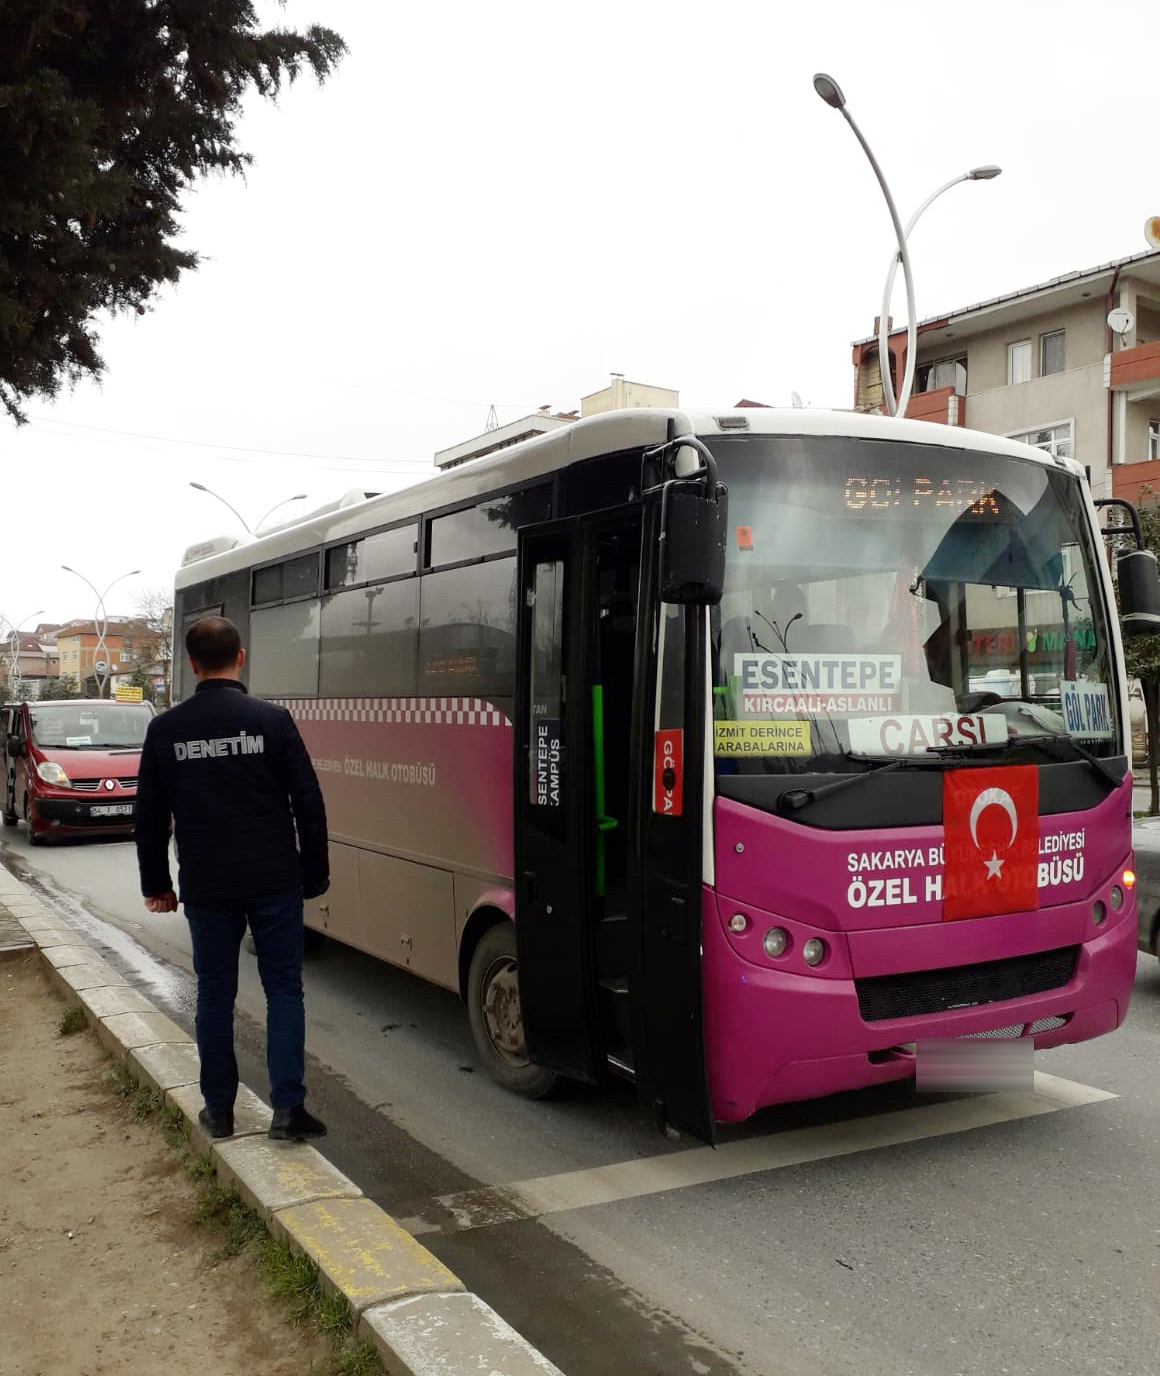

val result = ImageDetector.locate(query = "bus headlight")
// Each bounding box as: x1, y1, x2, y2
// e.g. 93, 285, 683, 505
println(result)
1109, 886, 1124, 911
763, 927, 788, 958
728, 913, 749, 934
802, 937, 827, 967
35, 761, 69, 786
1092, 901, 1106, 926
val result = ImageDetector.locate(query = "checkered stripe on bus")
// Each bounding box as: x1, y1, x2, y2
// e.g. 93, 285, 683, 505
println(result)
275, 697, 510, 727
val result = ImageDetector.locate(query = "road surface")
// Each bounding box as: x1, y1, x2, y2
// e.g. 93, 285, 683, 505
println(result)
6, 824, 1159, 1376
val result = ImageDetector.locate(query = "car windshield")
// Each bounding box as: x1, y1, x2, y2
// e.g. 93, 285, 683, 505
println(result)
29, 703, 151, 750
708, 434, 1119, 775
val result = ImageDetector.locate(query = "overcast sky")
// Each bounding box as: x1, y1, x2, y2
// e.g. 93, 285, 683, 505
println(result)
4, 0, 1158, 629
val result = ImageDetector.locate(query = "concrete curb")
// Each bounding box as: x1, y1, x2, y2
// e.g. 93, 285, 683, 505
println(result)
6, 888, 565, 1376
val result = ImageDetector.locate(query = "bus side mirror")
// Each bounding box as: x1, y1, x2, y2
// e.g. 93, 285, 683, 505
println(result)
660, 481, 729, 606
1117, 549, 1160, 636
6, 737, 23, 758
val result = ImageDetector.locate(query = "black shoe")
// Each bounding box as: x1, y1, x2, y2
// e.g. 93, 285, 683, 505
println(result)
198, 1107, 234, 1139
268, 1104, 327, 1141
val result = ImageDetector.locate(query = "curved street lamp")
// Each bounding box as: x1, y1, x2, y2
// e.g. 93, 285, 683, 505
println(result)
60, 566, 140, 698
5, 610, 45, 696
189, 481, 252, 534
877, 165, 1002, 416
255, 493, 308, 532
190, 482, 308, 535
813, 73, 918, 416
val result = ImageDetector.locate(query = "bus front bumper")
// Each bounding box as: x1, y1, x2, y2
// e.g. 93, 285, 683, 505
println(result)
700, 886, 1135, 1125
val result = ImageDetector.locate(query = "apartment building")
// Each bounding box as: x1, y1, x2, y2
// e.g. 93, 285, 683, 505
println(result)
54, 619, 147, 688
850, 248, 1160, 502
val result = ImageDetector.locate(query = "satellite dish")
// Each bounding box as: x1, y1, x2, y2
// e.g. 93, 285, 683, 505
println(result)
791, 391, 804, 408
1146, 216, 1160, 250
1108, 307, 1135, 336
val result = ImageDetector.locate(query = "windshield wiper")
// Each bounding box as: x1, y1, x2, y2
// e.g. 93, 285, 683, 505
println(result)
926, 733, 1123, 791
778, 755, 921, 815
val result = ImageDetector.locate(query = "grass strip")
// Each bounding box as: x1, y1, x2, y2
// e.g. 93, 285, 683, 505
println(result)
100, 1047, 383, 1374
57, 1005, 87, 1036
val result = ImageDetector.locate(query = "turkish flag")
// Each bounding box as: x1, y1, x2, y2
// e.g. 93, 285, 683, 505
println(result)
942, 765, 1039, 921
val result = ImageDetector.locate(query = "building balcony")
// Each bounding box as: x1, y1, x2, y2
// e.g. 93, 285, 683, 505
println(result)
1106, 342, 1160, 397
903, 385, 966, 427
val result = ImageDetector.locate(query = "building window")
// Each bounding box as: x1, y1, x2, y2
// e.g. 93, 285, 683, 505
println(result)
1010, 421, 1073, 461
916, 357, 967, 395
1150, 419, 1160, 462
1040, 330, 1066, 377
1007, 340, 1032, 385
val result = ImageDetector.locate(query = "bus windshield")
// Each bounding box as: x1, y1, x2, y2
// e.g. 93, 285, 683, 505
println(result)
29, 703, 151, 750
708, 434, 1119, 773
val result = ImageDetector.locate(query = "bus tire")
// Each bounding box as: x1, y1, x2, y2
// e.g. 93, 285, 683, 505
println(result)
466, 922, 558, 1099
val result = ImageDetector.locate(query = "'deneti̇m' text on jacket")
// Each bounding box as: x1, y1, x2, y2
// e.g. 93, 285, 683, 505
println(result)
135, 679, 329, 906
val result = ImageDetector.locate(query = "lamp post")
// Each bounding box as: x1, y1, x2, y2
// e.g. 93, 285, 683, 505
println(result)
60, 567, 140, 698
813, 72, 925, 418
255, 493, 308, 532
190, 483, 307, 535
4, 610, 44, 697
189, 481, 252, 534
877, 165, 1001, 416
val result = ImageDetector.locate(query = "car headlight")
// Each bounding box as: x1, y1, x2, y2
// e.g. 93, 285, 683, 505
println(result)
35, 761, 69, 786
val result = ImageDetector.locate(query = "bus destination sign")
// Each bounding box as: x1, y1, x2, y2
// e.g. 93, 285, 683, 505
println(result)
843, 474, 1002, 517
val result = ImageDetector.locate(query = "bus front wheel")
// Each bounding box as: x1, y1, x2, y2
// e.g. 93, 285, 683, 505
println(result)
466, 923, 558, 1099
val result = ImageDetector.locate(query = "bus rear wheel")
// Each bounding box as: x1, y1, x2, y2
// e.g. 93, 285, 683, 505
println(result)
467, 923, 558, 1099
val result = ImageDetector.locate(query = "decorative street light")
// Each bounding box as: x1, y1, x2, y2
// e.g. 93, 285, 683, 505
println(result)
255, 493, 308, 532
190, 482, 307, 535
4, 610, 45, 697
60, 566, 140, 698
189, 481, 252, 534
812, 72, 916, 417
876, 165, 1002, 416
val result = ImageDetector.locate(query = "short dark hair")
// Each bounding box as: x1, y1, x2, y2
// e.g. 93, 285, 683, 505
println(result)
186, 616, 243, 672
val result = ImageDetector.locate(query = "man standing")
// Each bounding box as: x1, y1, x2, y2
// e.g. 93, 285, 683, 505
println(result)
135, 615, 329, 1142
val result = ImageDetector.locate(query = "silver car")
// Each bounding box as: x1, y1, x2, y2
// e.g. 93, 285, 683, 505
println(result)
1132, 817, 1160, 957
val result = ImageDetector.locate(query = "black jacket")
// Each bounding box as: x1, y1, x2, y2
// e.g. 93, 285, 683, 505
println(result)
135, 679, 329, 906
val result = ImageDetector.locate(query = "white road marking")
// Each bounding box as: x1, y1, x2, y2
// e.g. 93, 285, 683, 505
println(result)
413, 1071, 1114, 1235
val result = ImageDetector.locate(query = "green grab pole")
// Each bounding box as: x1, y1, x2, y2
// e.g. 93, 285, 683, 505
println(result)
591, 684, 618, 898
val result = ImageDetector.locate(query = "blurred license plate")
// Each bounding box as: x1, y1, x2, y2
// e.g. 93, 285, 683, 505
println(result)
916, 1038, 1033, 1093
91, 804, 133, 817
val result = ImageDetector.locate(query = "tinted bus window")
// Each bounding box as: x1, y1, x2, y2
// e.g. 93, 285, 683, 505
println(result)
428, 487, 551, 567
252, 565, 282, 605
326, 525, 417, 590
319, 581, 419, 696
253, 552, 320, 605
249, 601, 321, 696
419, 557, 517, 696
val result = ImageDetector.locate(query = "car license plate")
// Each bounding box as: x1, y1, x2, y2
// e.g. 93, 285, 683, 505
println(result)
91, 804, 133, 817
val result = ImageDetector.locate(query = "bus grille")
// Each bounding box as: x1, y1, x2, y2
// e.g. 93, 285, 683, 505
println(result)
855, 946, 1080, 1023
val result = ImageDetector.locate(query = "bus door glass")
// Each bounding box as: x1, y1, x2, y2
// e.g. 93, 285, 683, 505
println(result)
514, 520, 603, 1081
628, 496, 715, 1144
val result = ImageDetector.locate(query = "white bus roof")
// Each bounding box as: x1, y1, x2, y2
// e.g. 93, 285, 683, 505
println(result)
175, 407, 1080, 590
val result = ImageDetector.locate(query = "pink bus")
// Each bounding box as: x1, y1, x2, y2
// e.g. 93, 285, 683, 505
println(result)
174, 408, 1159, 1140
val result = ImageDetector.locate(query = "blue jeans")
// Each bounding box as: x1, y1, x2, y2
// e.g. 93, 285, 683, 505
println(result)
184, 889, 306, 1114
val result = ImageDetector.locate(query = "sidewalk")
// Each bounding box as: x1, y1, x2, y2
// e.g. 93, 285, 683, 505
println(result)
0, 871, 565, 1376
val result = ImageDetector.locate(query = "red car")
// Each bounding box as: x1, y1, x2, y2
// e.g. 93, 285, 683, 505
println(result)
2, 698, 155, 844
